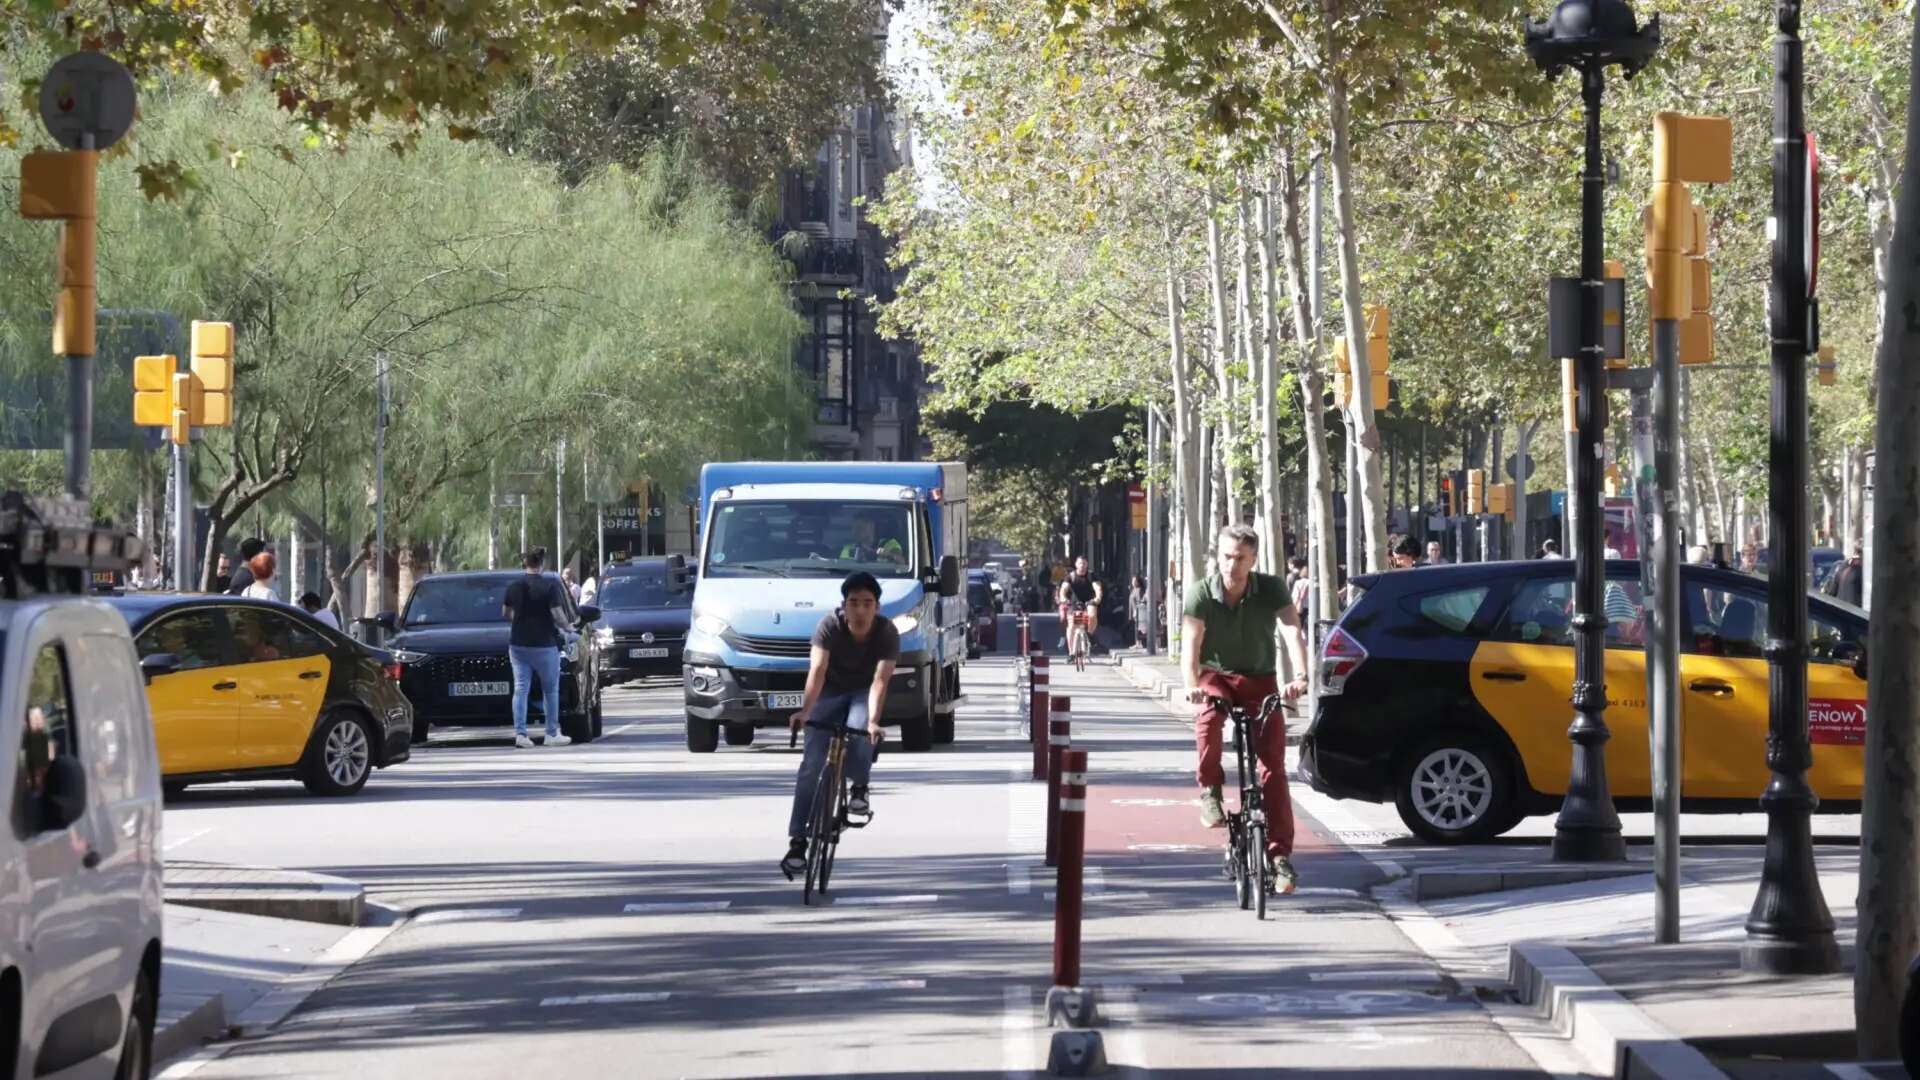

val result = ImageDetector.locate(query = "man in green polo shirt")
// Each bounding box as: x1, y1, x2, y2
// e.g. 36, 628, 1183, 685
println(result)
1183, 524, 1310, 893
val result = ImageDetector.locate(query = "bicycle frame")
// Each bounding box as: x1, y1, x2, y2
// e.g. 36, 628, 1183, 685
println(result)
802, 722, 873, 905
1211, 692, 1283, 917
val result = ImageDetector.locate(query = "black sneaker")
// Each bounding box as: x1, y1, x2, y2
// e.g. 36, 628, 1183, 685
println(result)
779, 839, 807, 880
848, 785, 871, 816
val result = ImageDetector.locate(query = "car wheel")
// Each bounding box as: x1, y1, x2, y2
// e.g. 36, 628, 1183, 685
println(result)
562, 708, 594, 744
724, 724, 755, 747
115, 967, 155, 1080
303, 712, 375, 796
162, 781, 189, 800
411, 716, 431, 745
1393, 733, 1517, 844
590, 684, 605, 739
686, 714, 719, 753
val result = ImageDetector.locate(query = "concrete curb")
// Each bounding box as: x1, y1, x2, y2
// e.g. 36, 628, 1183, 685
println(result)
1413, 865, 1649, 901
165, 864, 367, 927
154, 992, 227, 1068
1508, 943, 1731, 1080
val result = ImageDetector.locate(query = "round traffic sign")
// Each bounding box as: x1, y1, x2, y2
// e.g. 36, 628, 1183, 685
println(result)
38, 52, 136, 150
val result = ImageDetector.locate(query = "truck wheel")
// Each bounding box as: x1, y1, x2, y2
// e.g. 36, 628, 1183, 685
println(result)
900, 716, 933, 752
724, 724, 755, 747
686, 715, 720, 753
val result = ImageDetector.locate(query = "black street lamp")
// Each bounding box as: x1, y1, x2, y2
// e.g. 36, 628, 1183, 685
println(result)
1523, 0, 1658, 863
1743, 0, 1838, 976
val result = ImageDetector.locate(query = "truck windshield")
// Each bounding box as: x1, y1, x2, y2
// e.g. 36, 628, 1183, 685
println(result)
705, 500, 917, 579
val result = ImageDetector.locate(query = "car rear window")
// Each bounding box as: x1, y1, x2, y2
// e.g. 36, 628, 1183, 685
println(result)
1411, 586, 1489, 634
967, 583, 993, 609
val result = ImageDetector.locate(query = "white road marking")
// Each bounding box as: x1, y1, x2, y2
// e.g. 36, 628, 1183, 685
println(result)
1110, 798, 1193, 807
1041, 891, 1152, 903
623, 901, 731, 914
830, 893, 939, 906
414, 907, 523, 925
607, 723, 638, 737
287, 1005, 416, 1026
162, 828, 212, 852
1001, 984, 1035, 1079
1006, 865, 1030, 895
1307, 971, 1441, 984
1128, 843, 1210, 853
540, 992, 670, 1006
792, 979, 926, 994
1083, 974, 1184, 987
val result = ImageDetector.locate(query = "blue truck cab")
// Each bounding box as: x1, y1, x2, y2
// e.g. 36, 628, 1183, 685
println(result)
682, 461, 969, 753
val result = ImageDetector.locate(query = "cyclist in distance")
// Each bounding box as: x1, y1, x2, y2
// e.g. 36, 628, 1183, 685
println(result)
780, 571, 897, 878
1055, 556, 1103, 649
1182, 524, 1310, 892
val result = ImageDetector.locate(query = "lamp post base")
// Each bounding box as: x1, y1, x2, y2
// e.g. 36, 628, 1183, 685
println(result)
1551, 825, 1627, 863
1739, 933, 1840, 976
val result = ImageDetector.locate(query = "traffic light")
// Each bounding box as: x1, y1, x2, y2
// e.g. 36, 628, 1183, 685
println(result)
1467, 469, 1486, 515
1647, 112, 1732, 366
189, 321, 235, 427
19, 150, 99, 357
1816, 345, 1836, 386
1332, 340, 1390, 412
1487, 482, 1509, 517
132, 353, 189, 445
1603, 261, 1628, 369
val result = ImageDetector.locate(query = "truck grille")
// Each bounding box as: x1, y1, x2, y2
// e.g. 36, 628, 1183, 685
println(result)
723, 632, 812, 658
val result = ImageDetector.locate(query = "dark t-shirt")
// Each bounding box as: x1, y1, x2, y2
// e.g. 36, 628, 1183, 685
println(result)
1064, 575, 1097, 605
811, 610, 902, 695
504, 574, 568, 649
224, 566, 254, 596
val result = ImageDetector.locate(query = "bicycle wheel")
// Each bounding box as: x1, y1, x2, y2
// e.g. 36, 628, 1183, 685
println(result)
818, 789, 842, 893
1229, 817, 1251, 910
802, 761, 840, 905
1251, 820, 1270, 920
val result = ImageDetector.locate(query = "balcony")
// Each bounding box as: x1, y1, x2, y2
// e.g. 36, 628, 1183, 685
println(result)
777, 236, 863, 282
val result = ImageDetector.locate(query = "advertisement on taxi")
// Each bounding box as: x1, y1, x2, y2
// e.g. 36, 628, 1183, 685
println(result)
1808, 698, 1867, 746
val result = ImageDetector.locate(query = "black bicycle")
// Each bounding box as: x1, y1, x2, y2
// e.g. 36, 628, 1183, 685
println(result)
790, 722, 876, 905
1210, 693, 1284, 919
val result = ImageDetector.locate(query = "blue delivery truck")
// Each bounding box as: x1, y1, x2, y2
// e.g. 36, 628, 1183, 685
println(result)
682, 461, 969, 753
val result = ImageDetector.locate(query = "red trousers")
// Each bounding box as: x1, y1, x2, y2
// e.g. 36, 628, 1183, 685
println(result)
1194, 670, 1296, 858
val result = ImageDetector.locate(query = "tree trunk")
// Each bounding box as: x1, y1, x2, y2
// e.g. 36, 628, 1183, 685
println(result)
1322, 44, 1386, 574
1204, 189, 1239, 526
1255, 181, 1283, 573
1276, 147, 1338, 627
1856, 14, 1920, 1056
1846, 444, 1868, 553
1165, 248, 1206, 585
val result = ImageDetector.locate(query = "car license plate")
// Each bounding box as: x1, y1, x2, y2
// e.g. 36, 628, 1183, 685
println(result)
449, 681, 509, 697
764, 692, 805, 710
629, 647, 670, 659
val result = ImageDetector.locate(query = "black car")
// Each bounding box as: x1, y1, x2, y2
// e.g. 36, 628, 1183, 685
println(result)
1300, 560, 1869, 843
385, 571, 605, 743
594, 558, 693, 685
966, 572, 997, 659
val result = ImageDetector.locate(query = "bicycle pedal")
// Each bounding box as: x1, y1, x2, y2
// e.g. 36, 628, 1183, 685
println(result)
846, 810, 874, 828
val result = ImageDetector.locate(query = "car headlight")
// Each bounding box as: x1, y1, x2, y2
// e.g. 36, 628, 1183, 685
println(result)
390, 648, 427, 664
693, 613, 729, 637
594, 627, 614, 646
892, 614, 920, 635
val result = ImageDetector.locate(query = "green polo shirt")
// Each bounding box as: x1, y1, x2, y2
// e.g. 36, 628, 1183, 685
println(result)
1183, 571, 1292, 676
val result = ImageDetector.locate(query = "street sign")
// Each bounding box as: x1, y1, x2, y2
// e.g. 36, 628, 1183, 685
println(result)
1504, 454, 1535, 483
38, 53, 136, 150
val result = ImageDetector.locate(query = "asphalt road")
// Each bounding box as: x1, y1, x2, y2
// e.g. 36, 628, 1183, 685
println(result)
157, 615, 1560, 1079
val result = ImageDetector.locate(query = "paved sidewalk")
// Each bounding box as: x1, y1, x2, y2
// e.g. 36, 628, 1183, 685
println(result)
1111, 651, 1888, 1080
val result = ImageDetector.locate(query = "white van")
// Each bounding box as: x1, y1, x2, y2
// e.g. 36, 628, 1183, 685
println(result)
0, 505, 164, 1078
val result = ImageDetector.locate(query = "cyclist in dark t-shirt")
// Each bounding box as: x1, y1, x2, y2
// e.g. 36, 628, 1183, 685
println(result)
781, 571, 898, 878
1055, 556, 1103, 648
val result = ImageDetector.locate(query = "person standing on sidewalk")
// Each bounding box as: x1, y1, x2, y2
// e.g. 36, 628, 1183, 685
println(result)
1182, 524, 1310, 893
503, 548, 575, 749
781, 572, 896, 878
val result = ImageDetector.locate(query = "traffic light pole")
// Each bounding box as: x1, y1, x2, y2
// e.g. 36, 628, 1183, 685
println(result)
1745, 0, 1838, 975
172, 438, 192, 591
1554, 64, 1627, 864
1646, 334, 1683, 942
374, 352, 388, 615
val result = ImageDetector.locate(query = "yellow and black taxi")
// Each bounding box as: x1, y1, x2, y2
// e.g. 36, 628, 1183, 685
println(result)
1300, 559, 1868, 843
102, 593, 414, 796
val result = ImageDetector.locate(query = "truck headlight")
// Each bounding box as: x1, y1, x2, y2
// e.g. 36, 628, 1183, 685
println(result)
891, 614, 920, 635
693, 614, 729, 637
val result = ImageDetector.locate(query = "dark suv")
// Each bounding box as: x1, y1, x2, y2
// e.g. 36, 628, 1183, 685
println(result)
594, 559, 693, 685
1299, 560, 1868, 843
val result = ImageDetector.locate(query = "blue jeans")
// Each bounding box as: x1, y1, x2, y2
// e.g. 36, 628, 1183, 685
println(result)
787, 692, 875, 840
508, 644, 562, 738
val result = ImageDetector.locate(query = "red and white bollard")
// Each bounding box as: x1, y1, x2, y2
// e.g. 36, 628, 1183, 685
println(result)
1018, 610, 1031, 658
1045, 695, 1071, 867
1030, 651, 1050, 780
1045, 748, 1103, 1057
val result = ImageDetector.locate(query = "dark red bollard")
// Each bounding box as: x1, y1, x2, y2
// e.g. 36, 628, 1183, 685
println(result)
1030, 652, 1050, 779
1018, 611, 1031, 657
1053, 748, 1088, 991
1045, 696, 1071, 867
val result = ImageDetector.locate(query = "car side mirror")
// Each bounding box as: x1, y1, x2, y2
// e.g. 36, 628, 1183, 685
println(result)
376, 612, 397, 631
939, 555, 962, 598
1854, 646, 1869, 682
38, 756, 87, 832
577, 605, 602, 624
665, 554, 690, 595
139, 652, 179, 685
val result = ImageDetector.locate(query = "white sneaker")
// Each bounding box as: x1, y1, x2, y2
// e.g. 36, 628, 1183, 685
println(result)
514, 734, 534, 749
546, 733, 573, 747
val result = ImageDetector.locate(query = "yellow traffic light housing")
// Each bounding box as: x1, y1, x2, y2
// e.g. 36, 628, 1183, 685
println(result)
1816, 345, 1836, 386
1467, 469, 1486, 515
189, 320, 236, 427
1647, 113, 1733, 327
170, 372, 191, 446
132, 354, 177, 428
19, 149, 99, 357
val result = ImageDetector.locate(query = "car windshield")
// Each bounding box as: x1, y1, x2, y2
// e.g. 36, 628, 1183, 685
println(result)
967, 582, 993, 609
705, 500, 918, 579
402, 577, 556, 627
598, 571, 685, 610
